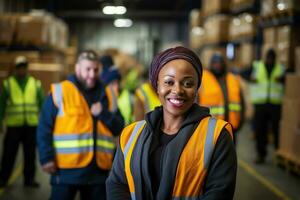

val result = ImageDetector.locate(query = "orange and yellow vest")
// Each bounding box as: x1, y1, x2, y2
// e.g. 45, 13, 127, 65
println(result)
198, 70, 242, 129
135, 82, 161, 113
51, 80, 117, 169
120, 117, 233, 199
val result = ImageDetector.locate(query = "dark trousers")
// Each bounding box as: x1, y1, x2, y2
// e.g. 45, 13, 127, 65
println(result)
0, 126, 37, 184
50, 183, 106, 200
253, 104, 281, 158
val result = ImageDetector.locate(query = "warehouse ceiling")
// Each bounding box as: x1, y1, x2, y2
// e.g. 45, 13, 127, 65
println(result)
49, 0, 201, 19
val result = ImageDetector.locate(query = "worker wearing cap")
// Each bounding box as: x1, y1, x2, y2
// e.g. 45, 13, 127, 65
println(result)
0, 56, 44, 188
198, 53, 245, 144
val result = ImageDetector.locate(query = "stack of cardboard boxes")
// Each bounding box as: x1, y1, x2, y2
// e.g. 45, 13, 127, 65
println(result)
0, 11, 69, 50
262, 26, 300, 70
279, 72, 300, 163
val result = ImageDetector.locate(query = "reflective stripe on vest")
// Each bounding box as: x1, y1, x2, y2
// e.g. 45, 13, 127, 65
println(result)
54, 133, 93, 153
250, 61, 284, 104
51, 80, 116, 169
123, 120, 146, 200
136, 83, 160, 113
204, 118, 217, 169
4, 76, 39, 126
96, 134, 116, 154
53, 83, 64, 116
199, 70, 241, 129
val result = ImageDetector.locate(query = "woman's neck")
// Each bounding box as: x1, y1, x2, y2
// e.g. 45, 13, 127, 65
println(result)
161, 112, 184, 135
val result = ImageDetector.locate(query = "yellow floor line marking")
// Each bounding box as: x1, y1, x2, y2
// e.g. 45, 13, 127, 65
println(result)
0, 164, 23, 196
238, 159, 291, 200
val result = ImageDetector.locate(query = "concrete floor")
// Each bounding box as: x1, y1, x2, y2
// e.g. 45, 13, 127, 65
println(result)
0, 123, 299, 200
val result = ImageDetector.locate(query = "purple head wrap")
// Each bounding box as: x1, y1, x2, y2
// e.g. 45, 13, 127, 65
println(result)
149, 46, 202, 91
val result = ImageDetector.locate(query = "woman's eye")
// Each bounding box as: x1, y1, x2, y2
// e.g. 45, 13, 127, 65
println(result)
183, 81, 194, 88
164, 80, 174, 85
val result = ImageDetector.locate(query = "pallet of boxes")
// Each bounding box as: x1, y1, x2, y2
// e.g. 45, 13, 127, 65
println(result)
0, 11, 71, 92
276, 47, 300, 175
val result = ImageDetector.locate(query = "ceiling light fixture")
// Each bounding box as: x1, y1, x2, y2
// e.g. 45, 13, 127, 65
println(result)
114, 18, 133, 27
103, 5, 127, 15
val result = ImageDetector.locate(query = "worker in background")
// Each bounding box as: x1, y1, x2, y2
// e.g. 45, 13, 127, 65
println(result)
0, 56, 44, 188
198, 53, 244, 144
106, 46, 237, 200
37, 50, 124, 200
250, 49, 285, 164
117, 69, 140, 125
133, 69, 161, 121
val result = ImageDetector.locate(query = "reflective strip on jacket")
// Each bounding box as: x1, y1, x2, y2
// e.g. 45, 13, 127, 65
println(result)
120, 117, 233, 199
4, 76, 40, 126
198, 70, 242, 129
51, 80, 116, 169
250, 60, 284, 104
135, 82, 161, 113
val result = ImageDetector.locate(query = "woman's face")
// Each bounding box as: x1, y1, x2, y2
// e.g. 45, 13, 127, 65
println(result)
157, 59, 199, 118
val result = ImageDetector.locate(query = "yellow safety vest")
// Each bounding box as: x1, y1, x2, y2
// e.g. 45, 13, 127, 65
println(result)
51, 80, 116, 169
4, 76, 40, 126
135, 82, 161, 113
199, 70, 242, 129
117, 89, 133, 125
250, 61, 284, 104
120, 117, 233, 199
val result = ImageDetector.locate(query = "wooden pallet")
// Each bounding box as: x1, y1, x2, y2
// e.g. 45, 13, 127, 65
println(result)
275, 151, 300, 176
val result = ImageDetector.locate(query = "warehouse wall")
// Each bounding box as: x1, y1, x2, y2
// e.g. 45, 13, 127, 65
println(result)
68, 19, 188, 65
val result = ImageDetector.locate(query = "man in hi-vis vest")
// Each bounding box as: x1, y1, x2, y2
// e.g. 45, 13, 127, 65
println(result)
250, 49, 285, 164
0, 56, 44, 188
198, 54, 244, 144
37, 50, 124, 200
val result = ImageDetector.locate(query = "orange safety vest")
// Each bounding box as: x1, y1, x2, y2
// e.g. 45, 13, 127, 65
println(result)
51, 80, 116, 169
120, 117, 233, 199
198, 70, 242, 129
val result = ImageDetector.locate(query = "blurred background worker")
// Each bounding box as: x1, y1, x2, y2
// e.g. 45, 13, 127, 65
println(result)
250, 49, 285, 164
198, 53, 244, 144
0, 55, 44, 188
133, 70, 161, 121
117, 68, 140, 125
37, 50, 124, 200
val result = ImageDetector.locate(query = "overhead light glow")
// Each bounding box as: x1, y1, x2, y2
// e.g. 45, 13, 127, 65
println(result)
115, 6, 127, 15
103, 5, 127, 15
114, 18, 133, 27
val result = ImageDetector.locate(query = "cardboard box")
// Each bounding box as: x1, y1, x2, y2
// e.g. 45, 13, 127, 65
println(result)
203, 0, 230, 16
261, 0, 276, 16
16, 15, 50, 46
295, 47, 300, 74
0, 15, 17, 45
203, 15, 230, 43
189, 9, 203, 28
29, 63, 65, 92
285, 74, 300, 99
279, 121, 299, 157
231, 0, 255, 9
263, 27, 277, 44
281, 98, 300, 125
189, 27, 206, 49
240, 43, 256, 68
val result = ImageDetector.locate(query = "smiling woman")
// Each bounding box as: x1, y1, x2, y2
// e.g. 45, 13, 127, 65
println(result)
106, 46, 237, 200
